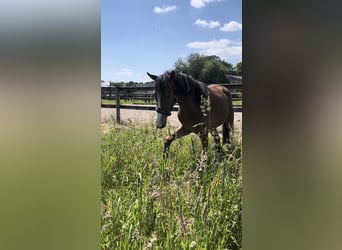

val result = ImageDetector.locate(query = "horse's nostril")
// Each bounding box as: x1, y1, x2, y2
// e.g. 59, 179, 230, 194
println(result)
156, 122, 166, 129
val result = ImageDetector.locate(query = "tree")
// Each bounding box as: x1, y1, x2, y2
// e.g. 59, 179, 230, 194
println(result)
126, 81, 135, 87
174, 53, 232, 84
233, 62, 242, 76
200, 59, 228, 84
174, 58, 189, 74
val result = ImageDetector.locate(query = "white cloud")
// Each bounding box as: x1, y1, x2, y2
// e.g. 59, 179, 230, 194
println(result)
220, 21, 242, 32
190, 0, 223, 9
115, 68, 133, 76
153, 5, 177, 14
187, 39, 242, 60
194, 19, 220, 29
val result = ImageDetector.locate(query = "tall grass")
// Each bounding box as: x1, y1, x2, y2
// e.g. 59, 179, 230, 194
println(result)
101, 124, 242, 249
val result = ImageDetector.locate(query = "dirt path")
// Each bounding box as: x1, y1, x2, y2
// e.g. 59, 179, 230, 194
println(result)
101, 108, 242, 132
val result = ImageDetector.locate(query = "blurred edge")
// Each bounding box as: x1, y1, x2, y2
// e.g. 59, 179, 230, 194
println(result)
244, 0, 342, 249
0, 1, 100, 250
2, 0, 342, 249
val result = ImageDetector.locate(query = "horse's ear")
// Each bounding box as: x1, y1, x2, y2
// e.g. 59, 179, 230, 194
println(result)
170, 70, 176, 80
147, 72, 157, 81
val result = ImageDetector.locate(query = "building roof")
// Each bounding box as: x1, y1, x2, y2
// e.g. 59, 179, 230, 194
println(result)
227, 75, 242, 80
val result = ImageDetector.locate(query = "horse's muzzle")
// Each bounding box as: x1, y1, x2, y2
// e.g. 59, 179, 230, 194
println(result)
156, 108, 171, 128
156, 107, 171, 116
156, 113, 167, 128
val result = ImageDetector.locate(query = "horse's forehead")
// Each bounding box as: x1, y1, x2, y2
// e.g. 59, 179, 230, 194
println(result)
155, 75, 167, 88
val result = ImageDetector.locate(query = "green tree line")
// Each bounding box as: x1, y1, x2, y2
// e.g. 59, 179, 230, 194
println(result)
175, 53, 241, 84
107, 54, 241, 86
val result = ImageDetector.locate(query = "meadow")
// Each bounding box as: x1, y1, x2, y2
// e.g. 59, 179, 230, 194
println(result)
101, 123, 242, 249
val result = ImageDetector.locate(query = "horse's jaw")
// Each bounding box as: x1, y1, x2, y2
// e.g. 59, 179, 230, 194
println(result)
156, 113, 167, 128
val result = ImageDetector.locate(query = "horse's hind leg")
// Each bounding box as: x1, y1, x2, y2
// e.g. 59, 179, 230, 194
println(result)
223, 110, 234, 145
211, 128, 221, 152
222, 122, 230, 145
222, 87, 234, 145
163, 126, 190, 158
223, 120, 235, 145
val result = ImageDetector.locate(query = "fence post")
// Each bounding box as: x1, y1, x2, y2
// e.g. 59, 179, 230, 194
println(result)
115, 86, 121, 123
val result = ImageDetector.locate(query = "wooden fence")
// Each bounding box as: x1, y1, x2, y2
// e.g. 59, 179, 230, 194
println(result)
101, 84, 242, 123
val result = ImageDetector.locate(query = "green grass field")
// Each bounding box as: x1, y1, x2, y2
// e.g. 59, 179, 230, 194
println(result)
101, 124, 242, 249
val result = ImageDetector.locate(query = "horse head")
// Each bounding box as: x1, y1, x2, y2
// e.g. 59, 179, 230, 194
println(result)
147, 71, 177, 128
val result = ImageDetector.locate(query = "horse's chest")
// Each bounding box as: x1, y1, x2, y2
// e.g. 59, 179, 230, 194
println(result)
177, 111, 187, 124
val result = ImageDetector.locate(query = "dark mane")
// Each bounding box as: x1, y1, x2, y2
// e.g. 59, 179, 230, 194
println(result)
173, 72, 208, 104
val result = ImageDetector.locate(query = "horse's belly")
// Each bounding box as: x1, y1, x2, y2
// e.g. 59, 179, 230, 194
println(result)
178, 111, 204, 130
178, 110, 224, 132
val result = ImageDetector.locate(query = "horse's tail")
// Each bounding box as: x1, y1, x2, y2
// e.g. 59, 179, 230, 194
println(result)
223, 87, 234, 145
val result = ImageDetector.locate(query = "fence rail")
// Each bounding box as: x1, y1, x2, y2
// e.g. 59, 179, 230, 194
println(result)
101, 84, 242, 123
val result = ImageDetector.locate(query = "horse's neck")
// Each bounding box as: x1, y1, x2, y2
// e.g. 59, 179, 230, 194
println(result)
177, 93, 199, 111
176, 74, 208, 107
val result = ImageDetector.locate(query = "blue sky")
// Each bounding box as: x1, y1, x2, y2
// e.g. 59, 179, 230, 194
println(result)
101, 0, 242, 83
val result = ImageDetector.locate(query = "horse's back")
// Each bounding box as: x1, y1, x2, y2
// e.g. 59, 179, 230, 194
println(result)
207, 84, 231, 107
208, 84, 230, 95
207, 85, 232, 127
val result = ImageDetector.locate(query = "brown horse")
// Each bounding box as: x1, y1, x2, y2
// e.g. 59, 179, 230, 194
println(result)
147, 70, 234, 157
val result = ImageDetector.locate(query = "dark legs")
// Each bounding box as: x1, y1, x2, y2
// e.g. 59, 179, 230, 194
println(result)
222, 122, 230, 145
200, 127, 222, 154
222, 121, 234, 145
210, 128, 221, 152
223, 98, 234, 145
164, 126, 209, 158
164, 124, 232, 158
199, 132, 208, 153
164, 126, 190, 158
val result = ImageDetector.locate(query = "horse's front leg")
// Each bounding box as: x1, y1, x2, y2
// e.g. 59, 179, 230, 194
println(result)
164, 126, 190, 158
